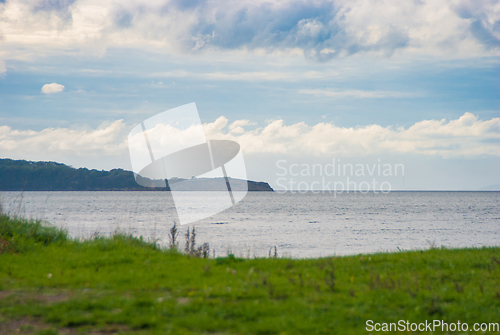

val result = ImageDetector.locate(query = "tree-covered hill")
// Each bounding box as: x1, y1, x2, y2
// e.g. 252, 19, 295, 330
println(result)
0, 159, 144, 191
0, 158, 273, 191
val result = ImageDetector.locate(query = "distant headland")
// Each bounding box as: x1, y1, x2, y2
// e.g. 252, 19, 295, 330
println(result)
0, 158, 274, 192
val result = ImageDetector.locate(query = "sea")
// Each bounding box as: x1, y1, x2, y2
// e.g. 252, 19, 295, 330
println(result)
0, 191, 498, 258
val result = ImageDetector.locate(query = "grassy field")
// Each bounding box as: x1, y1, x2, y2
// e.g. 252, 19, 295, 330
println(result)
0, 214, 499, 334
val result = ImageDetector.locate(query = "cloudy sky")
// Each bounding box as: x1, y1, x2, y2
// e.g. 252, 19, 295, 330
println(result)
0, 0, 499, 190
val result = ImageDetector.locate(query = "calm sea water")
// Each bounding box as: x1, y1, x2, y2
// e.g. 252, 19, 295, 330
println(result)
1, 191, 498, 258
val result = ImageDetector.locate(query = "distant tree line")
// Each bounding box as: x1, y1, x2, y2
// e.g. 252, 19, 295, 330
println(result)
0, 159, 273, 191
0, 159, 155, 191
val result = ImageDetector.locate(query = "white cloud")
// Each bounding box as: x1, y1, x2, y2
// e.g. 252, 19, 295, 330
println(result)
0, 113, 497, 163
0, 120, 127, 157
299, 89, 422, 99
41, 82, 65, 94
229, 120, 256, 134
152, 70, 329, 82
203, 113, 500, 157
0, 0, 498, 61
297, 18, 325, 37
0, 60, 6, 74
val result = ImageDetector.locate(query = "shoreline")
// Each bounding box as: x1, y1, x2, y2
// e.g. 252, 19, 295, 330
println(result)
1, 214, 499, 333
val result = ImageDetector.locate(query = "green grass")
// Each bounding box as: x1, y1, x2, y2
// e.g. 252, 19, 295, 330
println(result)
0, 214, 499, 334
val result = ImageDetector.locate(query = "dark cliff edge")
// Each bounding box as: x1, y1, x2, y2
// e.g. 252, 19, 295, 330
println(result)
0, 158, 274, 192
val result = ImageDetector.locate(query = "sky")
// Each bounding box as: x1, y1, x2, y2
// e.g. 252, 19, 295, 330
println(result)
0, 0, 499, 190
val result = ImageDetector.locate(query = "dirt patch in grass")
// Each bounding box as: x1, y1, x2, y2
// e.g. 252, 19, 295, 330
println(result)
0, 316, 75, 335
0, 290, 69, 305
0, 316, 131, 334
176, 297, 190, 305
0, 238, 11, 254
